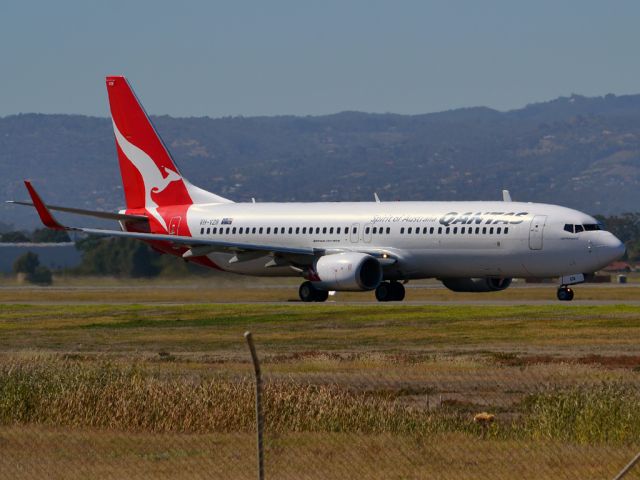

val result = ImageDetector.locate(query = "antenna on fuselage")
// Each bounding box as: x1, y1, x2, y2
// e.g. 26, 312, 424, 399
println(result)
374, 192, 381, 203
502, 190, 512, 202
252, 198, 256, 203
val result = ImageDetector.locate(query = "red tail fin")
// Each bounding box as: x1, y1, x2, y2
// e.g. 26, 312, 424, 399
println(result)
106, 76, 192, 211
106, 76, 231, 233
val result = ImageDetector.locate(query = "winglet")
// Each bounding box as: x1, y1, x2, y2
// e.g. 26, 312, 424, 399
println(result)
23, 181, 66, 230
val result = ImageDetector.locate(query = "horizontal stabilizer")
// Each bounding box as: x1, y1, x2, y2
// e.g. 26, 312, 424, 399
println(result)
7, 200, 148, 222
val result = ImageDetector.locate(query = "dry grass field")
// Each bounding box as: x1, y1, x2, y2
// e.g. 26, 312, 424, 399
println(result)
1, 281, 640, 479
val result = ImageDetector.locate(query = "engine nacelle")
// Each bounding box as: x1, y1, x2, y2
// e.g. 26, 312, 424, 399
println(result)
313, 252, 383, 291
441, 277, 512, 293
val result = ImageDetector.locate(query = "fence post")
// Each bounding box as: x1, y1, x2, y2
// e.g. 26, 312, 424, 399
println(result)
613, 452, 640, 480
244, 331, 264, 480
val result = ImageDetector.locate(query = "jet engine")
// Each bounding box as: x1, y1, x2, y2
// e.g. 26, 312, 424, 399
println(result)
440, 277, 512, 293
312, 252, 383, 291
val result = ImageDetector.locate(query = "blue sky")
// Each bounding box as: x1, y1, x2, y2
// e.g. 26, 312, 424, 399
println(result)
1, 0, 639, 117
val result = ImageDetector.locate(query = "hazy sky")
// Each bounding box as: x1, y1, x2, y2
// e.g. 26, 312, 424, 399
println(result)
1, 0, 639, 117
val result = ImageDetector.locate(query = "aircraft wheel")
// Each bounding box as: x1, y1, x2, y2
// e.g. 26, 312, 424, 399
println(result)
375, 282, 392, 302
557, 286, 574, 301
314, 289, 329, 302
390, 282, 406, 301
299, 281, 317, 302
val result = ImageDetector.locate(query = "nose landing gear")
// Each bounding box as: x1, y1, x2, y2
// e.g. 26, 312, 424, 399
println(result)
557, 286, 574, 301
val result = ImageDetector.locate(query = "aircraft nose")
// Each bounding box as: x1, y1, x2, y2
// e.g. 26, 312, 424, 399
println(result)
595, 233, 626, 265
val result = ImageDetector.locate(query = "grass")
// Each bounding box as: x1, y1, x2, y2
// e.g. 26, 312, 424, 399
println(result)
1, 287, 640, 478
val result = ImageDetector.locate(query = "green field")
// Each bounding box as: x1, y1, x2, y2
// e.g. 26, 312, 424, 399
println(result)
1, 285, 640, 479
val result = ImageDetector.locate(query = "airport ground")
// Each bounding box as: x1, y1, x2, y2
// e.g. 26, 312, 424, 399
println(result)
1, 279, 640, 479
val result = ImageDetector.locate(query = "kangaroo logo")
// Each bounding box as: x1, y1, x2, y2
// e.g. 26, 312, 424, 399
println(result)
113, 121, 182, 231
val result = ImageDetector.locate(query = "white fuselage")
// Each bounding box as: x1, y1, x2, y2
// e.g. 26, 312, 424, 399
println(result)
174, 200, 625, 280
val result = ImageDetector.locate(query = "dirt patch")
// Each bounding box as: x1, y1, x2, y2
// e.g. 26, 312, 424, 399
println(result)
492, 352, 640, 370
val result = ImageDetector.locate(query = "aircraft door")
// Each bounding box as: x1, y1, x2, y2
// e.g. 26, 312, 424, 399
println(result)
528, 215, 547, 250
350, 223, 360, 243
363, 223, 372, 243
169, 216, 182, 235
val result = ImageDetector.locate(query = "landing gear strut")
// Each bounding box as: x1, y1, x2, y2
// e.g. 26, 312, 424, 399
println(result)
557, 286, 574, 301
375, 281, 405, 302
299, 281, 329, 302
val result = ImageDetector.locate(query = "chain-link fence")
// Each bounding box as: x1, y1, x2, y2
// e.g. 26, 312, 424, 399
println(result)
1, 301, 639, 479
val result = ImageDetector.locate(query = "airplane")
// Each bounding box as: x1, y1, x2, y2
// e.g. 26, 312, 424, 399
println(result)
8, 76, 626, 302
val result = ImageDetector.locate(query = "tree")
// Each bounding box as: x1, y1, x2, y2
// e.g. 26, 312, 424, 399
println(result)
32, 228, 71, 243
1, 231, 31, 243
12, 251, 52, 285
13, 251, 39, 275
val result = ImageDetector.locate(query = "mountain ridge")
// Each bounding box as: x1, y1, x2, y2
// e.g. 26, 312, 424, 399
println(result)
1, 93, 639, 229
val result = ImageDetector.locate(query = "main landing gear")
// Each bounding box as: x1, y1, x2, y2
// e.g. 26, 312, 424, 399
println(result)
557, 286, 574, 301
375, 281, 405, 302
299, 281, 329, 302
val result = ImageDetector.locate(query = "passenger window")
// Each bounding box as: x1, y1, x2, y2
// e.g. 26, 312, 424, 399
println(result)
408, 227, 412, 234
445, 227, 450, 234
239, 227, 243, 234
345, 227, 349, 234
386, 227, 390, 234
475, 227, 480, 234
353, 227, 357, 234
323, 227, 327, 234
482, 227, 487, 234
295, 227, 299, 234
430, 227, 434, 234
575, 225, 584, 233
206, 228, 210, 234
316, 227, 320, 234
438, 227, 442, 234
337, 227, 341, 234
504, 227, 509, 234
423, 227, 427, 234
497, 227, 501, 234
266, 227, 271, 234
564, 224, 574, 233
453, 227, 458, 234
252, 227, 256, 234
226, 227, 230, 234
416, 228, 420, 235
461, 227, 465, 234
400, 227, 405, 234
259, 227, 263, 234
489, 227, 494, 234
365, 227, 370, 234
330, 227, 334, 234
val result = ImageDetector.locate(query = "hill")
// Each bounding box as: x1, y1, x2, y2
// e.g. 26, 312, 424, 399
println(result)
1, 93, 640, 229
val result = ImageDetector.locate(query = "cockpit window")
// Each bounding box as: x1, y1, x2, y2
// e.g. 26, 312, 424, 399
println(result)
574, 225, 584, 233
564, 224, 574, 233
583, 223, 603, 231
